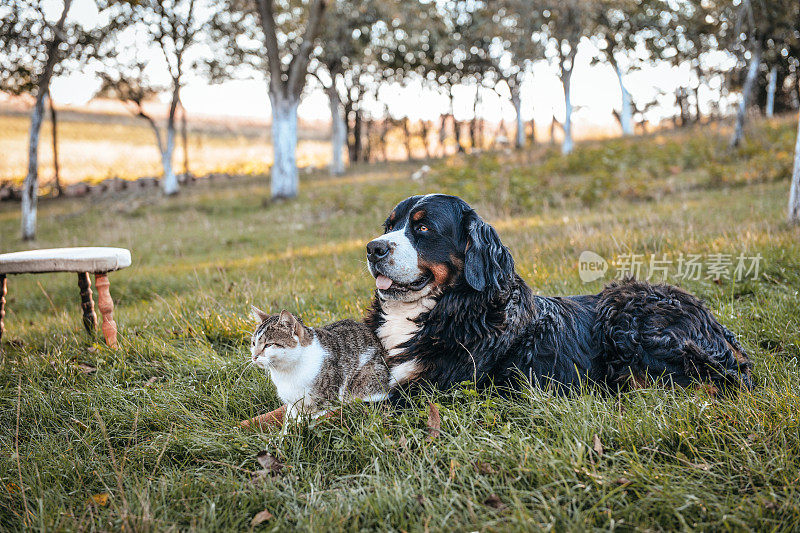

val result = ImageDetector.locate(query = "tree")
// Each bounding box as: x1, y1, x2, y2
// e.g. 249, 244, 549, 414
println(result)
311, 0, 386, 174
0, 1, 67, 198
537, 0, 590, 155
210, 0, 327, 199
96, 60, 174, 177
728, 0, 798, 147
590, 0, 659, 136
492, 1, 544, 149
2, 0, 73, 239
97, 0, 204, 195
407, 0, 491, 154
790, 111, 800, 223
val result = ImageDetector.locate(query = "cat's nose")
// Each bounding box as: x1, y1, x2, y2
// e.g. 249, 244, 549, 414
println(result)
367, 240, 390, 263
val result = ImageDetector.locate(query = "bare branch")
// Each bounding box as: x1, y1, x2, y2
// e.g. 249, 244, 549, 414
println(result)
287, 0, 327, 98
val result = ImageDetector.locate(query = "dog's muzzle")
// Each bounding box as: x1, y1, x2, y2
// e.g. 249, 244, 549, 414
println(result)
366, 230, 431, 298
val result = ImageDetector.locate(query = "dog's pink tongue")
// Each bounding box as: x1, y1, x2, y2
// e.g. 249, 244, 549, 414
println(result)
376, 275, 393, 290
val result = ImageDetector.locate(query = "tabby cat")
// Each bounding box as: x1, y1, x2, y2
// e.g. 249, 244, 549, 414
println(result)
250, 308, 391, 420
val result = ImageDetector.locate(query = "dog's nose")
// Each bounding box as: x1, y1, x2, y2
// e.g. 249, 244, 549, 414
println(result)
367, 240, 390, 263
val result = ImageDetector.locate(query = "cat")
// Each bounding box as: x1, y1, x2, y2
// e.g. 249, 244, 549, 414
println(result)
249, 307, 391, 421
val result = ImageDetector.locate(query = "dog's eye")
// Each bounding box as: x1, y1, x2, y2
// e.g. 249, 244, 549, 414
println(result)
416, 224, 429, 233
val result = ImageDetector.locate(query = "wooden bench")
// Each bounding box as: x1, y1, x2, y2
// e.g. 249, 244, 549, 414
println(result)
0, 247, 131, 347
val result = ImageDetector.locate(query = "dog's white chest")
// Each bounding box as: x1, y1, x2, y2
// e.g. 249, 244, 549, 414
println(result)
376, 298, 436, 357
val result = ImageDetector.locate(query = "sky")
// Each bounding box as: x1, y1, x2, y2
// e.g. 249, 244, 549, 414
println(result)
46, 0, 737, 130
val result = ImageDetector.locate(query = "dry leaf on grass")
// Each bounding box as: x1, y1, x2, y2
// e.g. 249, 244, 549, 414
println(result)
251, 509, 273, 526
426, 402, 441, 441
76, 363, 97, 374
592, 434, 604, 457
484, 494, 507, 511
88, 493, 109, 507
144, 377, 159, 387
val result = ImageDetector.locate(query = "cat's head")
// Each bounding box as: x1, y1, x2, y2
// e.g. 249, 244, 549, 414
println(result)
250, 307, 310, 371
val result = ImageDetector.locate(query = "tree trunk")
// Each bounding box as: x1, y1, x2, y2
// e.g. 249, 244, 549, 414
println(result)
469, 87, 480, 150
511, 89, 524, 149
180, 101, 190, 180
561, 68, 574, 155
160, 86, 180, 196
21, 0, 72, 240
614, 63, 634, 136
676, 88, 690, 127
161, 126, 178, 195
402, 118, 413, 161
326, 86, 346, 175
454, 119, 465, 153
22, 94, 47, 240
349, 108, 363, 163
48, 93, 62, 196
437, 114, 447, 156
789, 111, 800, 223
529, 117, 536, 145
380, 117, 389, 162
269, 92, 300, 199
363, 118, 372, 163
766, 65, 777, 118
420, 121, 431, 159
730, 44, 762, 148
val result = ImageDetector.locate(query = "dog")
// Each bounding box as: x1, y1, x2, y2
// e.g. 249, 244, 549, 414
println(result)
364, 194, 753, 396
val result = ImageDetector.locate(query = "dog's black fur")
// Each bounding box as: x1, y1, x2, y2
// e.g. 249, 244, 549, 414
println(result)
365, 195, 753, 395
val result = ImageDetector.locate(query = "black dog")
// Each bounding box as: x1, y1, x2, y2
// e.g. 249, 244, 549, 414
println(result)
365, 194, 752, 396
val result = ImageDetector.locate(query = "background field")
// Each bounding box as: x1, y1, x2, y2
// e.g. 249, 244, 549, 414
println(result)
0, 104, 331, 185
1, 117, 799, 531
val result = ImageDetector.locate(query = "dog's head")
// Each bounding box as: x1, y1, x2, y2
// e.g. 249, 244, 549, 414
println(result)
366, 194, 515, 302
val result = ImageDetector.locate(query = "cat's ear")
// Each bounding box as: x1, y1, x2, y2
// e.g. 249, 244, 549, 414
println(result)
251, 306, 269, 322
279, 309, 305, 341
278, 309, 293, 324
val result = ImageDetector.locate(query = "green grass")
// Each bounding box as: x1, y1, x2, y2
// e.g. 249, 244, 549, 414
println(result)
1, 117, 800, 531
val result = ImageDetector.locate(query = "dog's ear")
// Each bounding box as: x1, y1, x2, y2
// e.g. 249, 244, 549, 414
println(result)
251, 306, 269, 322
463, 210, 515, 292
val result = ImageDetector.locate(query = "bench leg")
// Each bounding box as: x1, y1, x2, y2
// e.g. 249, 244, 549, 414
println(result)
0, 274, 6, 344
77, 272, 97, 334
94, 273, 117, 348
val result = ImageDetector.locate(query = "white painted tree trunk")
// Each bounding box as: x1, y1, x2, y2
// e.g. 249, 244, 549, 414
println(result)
730, 45, 762, 148
561, 69, 574, 155
327, 86, 346, 176
511, 89, 524, 149
789, 111, 800, 223
615, 63, 634, 136
766, 66, 777, 118
161, 124, 179, 195
21, 95, 46, 240
270, 93, 300, 198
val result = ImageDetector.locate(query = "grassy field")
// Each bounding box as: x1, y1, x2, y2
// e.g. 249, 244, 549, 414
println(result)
1, 117, 799, 531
